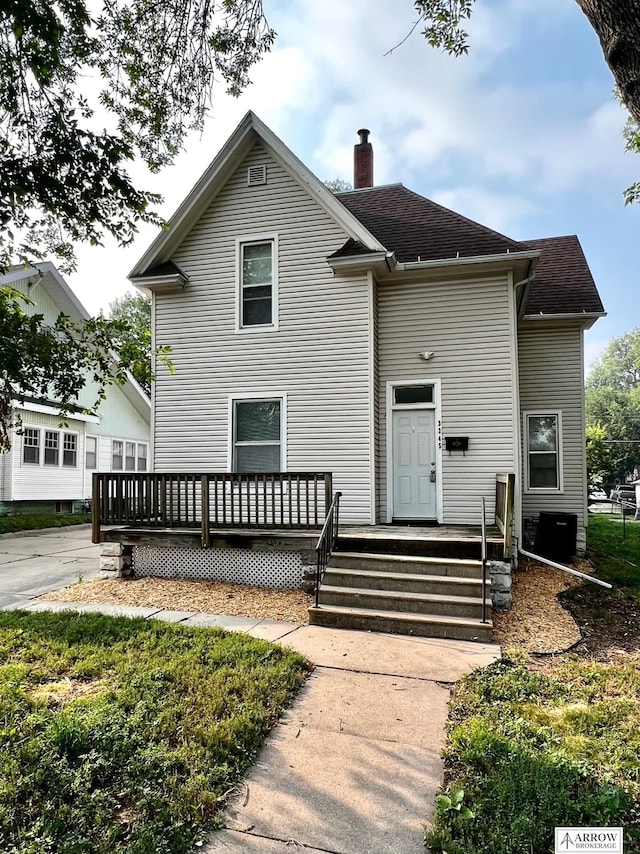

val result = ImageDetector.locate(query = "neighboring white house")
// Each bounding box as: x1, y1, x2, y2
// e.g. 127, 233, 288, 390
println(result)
0, 263, 151, 516
128, 111, 604, 554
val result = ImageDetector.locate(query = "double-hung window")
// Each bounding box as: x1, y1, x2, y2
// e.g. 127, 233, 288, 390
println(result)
112, 440, 123, 470
23, 428, 40, 464
44, 431, 59, 466
237, 237, 277, 330
232, 399, 283, 472
86, 436, 97, 469
62, 433, 77, 467
525, 412, 562, 490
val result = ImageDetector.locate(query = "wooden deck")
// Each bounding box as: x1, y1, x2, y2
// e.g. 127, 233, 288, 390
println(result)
100, 522, 504, 560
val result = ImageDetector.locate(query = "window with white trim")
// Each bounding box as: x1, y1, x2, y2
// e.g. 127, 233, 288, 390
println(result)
125, 441, 136, 471
44, 431, 59, 466
112, 440, 123, 470
62, 433, 77, 467
525, 413, 562, 490
238, 238, 277, 329
23, 428, 40, 464
86, 436, 97, 469
137, 443, 148, 471
233, 399, 282, 472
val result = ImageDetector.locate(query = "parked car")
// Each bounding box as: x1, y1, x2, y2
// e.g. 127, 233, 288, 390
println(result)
610, 485, 637, 514
588, 489, 608, 502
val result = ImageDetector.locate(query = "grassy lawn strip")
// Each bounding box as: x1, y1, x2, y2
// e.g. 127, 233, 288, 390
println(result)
0, 514, 91, 534
583, 513, 640, 595
0, 610, 308, 854
425, 655, 640, 854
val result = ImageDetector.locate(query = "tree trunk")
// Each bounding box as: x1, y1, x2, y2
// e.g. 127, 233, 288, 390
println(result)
575, 0, 640, 126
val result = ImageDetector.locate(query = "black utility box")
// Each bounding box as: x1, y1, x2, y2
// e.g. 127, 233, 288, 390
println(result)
534, 511, 577, 562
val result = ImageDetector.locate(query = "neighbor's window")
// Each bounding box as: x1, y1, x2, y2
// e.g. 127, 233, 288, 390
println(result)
112, 440, 123, 470
62, 433, 77, 467
44, 431, 59, 466
137, 443, 148, 471
86, 436, 97, 469
526, 413, 561, 490
233, 399, 282, 472
23, 428, 40, 464
125, 442, 136, 471
239, 239, 275, 328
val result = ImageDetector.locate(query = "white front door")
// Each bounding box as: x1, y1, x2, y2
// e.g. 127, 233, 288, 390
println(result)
392, 409, 437, 520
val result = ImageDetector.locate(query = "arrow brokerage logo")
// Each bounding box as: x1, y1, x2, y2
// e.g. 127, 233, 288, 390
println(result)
555, 828, 623, 853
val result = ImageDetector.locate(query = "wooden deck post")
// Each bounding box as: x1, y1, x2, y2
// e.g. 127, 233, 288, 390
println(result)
201, 475, 210, 548
324, 473, 333, 518
91, 473, 101, 543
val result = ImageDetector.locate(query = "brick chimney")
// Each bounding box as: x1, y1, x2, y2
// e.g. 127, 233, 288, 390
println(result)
354, 128, 373, 189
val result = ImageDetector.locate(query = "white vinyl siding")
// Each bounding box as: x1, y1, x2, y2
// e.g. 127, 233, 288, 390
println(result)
518, 322, 587, 542
153, 142, 373, 522
377, 272, 516, 523
11, 414, 85, 500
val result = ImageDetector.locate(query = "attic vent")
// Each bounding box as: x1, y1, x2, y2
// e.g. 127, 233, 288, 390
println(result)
247, 164, 267, 186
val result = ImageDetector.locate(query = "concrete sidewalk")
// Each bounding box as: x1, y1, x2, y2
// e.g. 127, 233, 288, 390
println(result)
25, 599, 500, 854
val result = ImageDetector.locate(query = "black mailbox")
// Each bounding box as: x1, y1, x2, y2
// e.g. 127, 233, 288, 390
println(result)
445, 436, 469, 454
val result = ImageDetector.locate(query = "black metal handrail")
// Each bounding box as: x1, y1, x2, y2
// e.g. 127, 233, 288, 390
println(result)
480, 497, 489, 624
314, 492, 342, 608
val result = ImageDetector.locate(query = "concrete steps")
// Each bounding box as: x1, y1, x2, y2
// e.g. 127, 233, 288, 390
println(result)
309, 550, 493, 642
307, 604, 493, 642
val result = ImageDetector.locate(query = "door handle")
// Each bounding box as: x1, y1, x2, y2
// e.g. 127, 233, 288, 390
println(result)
430, 470, 436, 482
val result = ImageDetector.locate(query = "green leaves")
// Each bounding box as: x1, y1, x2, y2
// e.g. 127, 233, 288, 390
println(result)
413, 0, 474, 57
0, 1, 273, 269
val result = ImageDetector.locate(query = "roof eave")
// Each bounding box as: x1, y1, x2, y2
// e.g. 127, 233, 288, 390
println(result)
327, 251, 397, 276
522, 311, 607, 329
130, 273, 188, 295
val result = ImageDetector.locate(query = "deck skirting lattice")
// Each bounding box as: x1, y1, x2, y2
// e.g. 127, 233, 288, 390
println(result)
132, 545, 305, 588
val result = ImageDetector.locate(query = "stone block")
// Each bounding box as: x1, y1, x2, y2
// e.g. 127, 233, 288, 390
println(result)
100, 555, 126, 571
100, 543, 123, 557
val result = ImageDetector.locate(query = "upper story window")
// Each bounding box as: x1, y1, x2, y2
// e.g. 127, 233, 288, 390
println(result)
23, 428, 40, 464
237, 236, 278, 331
525, 412, 563, 491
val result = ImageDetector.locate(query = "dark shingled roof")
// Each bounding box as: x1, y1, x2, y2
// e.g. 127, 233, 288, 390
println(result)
522, 236, 605, 315
336, 185, 522, 262
132, 260, 185, 279
334, 185, 604, 316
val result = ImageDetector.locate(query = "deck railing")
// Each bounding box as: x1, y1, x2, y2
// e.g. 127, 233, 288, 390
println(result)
92, 472, 333, 545
495, 472, 515, 559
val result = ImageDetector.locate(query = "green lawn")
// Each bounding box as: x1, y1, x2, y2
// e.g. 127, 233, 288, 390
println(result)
0, 514, 91, 534
0, 611, 308, 853
425, 515, 640, 853
585, 512, 640, 594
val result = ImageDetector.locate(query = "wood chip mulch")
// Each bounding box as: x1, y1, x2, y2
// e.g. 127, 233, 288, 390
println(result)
43, 558, 600, 654
42, 576, 313, 625
491, 557, 588, 654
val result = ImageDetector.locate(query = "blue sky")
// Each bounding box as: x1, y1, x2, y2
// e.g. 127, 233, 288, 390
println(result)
68, 0, 640, 373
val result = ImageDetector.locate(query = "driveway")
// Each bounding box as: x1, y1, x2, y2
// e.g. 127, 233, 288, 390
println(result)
0, 525, 100, 610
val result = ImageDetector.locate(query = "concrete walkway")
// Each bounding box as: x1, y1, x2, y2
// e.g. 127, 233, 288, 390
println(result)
24, 598, 500, 854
